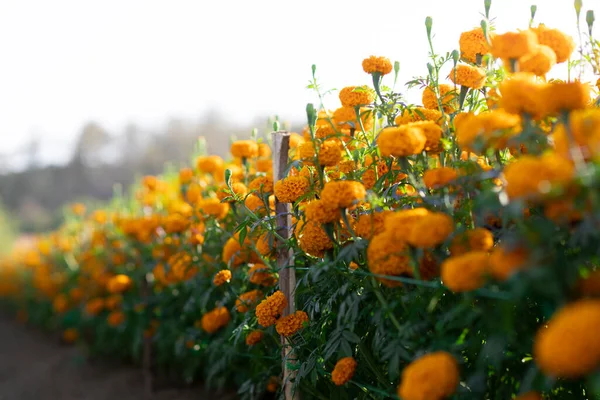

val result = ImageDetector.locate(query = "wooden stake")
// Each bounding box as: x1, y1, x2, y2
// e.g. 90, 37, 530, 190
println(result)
140, 276, 153, 398
271, 131, 299, 400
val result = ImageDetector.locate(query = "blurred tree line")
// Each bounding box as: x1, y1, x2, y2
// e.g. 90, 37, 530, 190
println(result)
0, 111, 298, 233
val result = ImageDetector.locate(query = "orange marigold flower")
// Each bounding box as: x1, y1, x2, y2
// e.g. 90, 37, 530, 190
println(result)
456, 109, 521, 151
503, 153, 574, 200
320, 180, 366, 209
553, 108, 600, 160
85, 298, 105, 316
397, 352, 459, 400
236, 289, 263, 313
248, 176, 274, 194
423, 167, 458, 189
333, 106, 373, 130
498, 72, 546, 118
106, 274, 132, 294
222, 236, 244, 267
489, 246, 528, 281
196, 155, 224, 174
459, 27, 491, 64
107, 310, 126, 327
339, 86, 376, 107
216, 182, 248, 203
256, 158, 272, 172
534, 299, 600, 378
331, 357, 357, 386
179, 167, 194, 184
258, 143, 271, 158
377, 126, 426, 158
245, 194, 267, 212
295, 219, 334, 257
71, 202, 86, 216
404, 121, 443, 152
196, 198, 230, 219
449, 64, 486, 89
362, 55, 393, 75
540, 80, 591, 116
367, 231, 411, 287
519, 44, 557, 76
274, 176, 310, 203
275, 310, 309, 337
395, 107, 444, 126
62, 328, 78, 343
441, 251, 489, 292
304, 199, 340, 224
255, 290, 287, 327
248, 263, 277, 287
490, 30, 538, 60
245, 330, 264, 346
317, 140, 342, 167
422, 84, 457, 113
104, 294, 122, 311
213, 270, 232, 286
52, 294, 69, 314
200, 306, 231, 334
515, 392, 543, 400
531, 24, 576, 63
383, 208, 430, 242
266, 376, 279, 393
230, 140, 259, 158
407, 212, 454, 248
450, 228, 494, 256
354, 211, 392, 240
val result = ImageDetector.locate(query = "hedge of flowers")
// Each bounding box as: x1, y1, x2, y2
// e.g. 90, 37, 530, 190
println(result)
2, 1, 600, 399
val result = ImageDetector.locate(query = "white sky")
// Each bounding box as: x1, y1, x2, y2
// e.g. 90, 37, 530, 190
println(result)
1, 0, 598, 165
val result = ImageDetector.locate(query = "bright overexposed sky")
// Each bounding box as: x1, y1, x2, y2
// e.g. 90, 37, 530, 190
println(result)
1, 0, 598, 165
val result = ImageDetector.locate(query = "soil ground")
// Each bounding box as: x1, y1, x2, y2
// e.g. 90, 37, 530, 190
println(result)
0, 315, 236, 400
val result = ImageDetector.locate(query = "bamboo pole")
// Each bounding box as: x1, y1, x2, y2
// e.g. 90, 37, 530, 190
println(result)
271, 131, 299, 400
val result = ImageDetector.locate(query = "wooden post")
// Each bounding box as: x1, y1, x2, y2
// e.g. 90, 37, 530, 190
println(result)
271, 131, 299, 400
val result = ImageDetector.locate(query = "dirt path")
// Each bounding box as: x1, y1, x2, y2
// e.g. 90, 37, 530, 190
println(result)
0, 315, 236, 400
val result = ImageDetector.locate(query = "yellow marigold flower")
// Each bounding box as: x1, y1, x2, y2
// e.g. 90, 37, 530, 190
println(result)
185, 182, 202, 204
62, 328, 78, 343
245, 194, 268, 212
258, 142, 271, 158
304, 199, 340, 223
339, 86, 376, 107
498, 73, 546, 118
397, 352, 459, 400
333, 106, 373, 131
354, 211, 392, 240
362, 55, 393, 75
106, 274, 132, 294
534, 299, 600, 378
245, 330, 264, 346
275, 310, 309, 337
407, 212, 454, 248
216, 182, 248, 202
256, 158, 272, 172
248, 176, 274, 194
377, 125, 426, 158
449, 64, 486, 89
196, 155, 224, 174
236, 289, 263, 313
222, 236, 244, 267
553, 108, 600, 160
230, 140, 259, 158
515, 392, 543, 400
459, 27, 491, 64
274, 176, 310, 203
255, 290, 287, 327
531, 24, 576, 63
395, 107, 444, 126
367, 231, 411, 287
196, 198, 230, 219
456, 109, 521, 151
331, 357, 357, 386
320, 180, 366, 209
318, 140, 342, 167
422, 84, 457, 113
107, 310, 126, 327
248, 263, 277, 286
541, 80, 591, 115
489, 246, 528, 281
179, 167, 194, 185
449, 228, 494, 256
404, 121, 443, 152
490, 30, 538, 60
503, 153, 574, 200
441, 251, 489, 292
295, 219, 334, 257
383, 208, 430, 242
423, 167, 458, 189
213, 270, 232, 286
200, 306, 231, 334
519, 44, 557, 76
